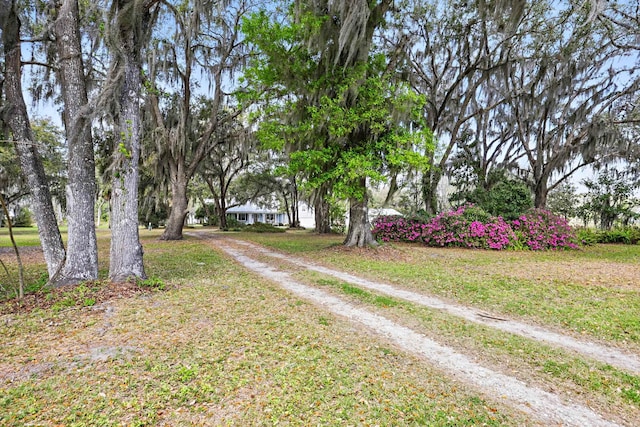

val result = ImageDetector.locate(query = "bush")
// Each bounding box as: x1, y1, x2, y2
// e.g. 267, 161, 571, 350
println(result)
222, 216, 245, 231
512, 209, 578, 250
451, 174, 533, 221
596, 227, 640, 245
195, 204, 219, 226
243, 222, 286, 233
372, 205, 579, 251
371, 215, 427, 243
575, 227, 598, 246
482, 179, 533, 221
421, 205, 515, 250
139, 205, 167, 228
13, 208, 33, 227
373, 205, 516, 250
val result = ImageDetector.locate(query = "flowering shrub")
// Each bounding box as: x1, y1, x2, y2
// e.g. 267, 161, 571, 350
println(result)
511, 208, 578, 250
371, 215, 427, 243
372, 205, 578, 251
420, 205, 515, 250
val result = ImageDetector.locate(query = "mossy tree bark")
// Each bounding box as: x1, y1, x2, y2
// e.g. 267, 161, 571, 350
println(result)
54, 0, 99, 286
343, 178, 377, 248
0, 1, 66, 278
107, 0, 150, 282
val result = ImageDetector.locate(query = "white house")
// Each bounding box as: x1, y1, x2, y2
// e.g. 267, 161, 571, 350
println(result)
224, 202, 401, 228
226, 203, 288, 225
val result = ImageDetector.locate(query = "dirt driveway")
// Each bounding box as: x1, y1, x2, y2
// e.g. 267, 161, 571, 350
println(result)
192, 232, 637, 427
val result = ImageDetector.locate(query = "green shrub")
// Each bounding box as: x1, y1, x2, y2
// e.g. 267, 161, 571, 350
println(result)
243, 222, 286, 233
575, 228, 598, 246
195, 204, 219, 226
459, 204, 492, 223
453, 176, 533, 221
13, 208, 33, 227
410, 209, 433, 222
139, 205, 168, 228
596, 227, 640, 245
479, 180, 533, 221
224, 216, 244, 230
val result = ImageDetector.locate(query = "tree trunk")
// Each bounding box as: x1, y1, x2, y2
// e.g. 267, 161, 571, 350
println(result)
161, 174, 189, 240
283, 191, 292, 226
422, 169, 440, 215
600, 197, 614, 230
291, 177, 300, 227
343, 179, 377, 247
96, 196, 106, 228
533, 174, 549, 208
197, 195, 213, 226
109, 36, 146, 282
54, 0, 98, 286
314, 186, 331, 233
218, 206, 228, 229
218, 205, 228, 229
211, 176, 228, 229
1, 2, 66, 278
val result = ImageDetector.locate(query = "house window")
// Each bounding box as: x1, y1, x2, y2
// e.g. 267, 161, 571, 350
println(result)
237, 213, 247, 222
265, 213, 275, 223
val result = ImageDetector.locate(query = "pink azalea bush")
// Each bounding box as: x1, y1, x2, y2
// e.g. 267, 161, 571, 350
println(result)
372, 205, 578, 251
512, 208, 578, 250
371, 216, 427, 243
419, 205, 515, 250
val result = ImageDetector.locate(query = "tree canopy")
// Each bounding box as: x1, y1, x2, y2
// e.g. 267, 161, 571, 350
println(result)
0, 0, 639, 283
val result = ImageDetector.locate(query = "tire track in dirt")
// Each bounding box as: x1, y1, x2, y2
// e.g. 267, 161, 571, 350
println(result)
200, 235, 621, 427
231, 239, 640, 376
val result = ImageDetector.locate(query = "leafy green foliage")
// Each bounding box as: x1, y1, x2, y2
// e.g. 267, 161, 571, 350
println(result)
547, 183, 579, 220
577, 227, 640, 245
222, 216, 245, 231
243, 223, 286, 233
138, 202, 168, 229
575, 227, 599, 246
194, 204, 218, 226
580, 170, 639, 230
137, 277, 166, 290
0, 119, 67, 217
241, 9, 433, 203
12, 208, 33, 227
451, 172, 533, 221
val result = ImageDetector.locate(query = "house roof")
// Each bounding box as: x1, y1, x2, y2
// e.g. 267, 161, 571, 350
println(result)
369, 208, 403, 217
226, 203, 281, 214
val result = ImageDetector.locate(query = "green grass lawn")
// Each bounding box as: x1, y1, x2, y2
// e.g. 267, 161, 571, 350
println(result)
237, 231, 640, 347
232, 230, 640, 423
2, 227, 639, 425
0, 228, 530, 426
0, 226, 49, 247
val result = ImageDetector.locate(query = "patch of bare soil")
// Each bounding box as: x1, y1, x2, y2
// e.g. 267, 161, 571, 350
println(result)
371, 244, 639, 290
0, 246, 45, 264
490, 260, 640, 290
325, 244, 415, 263
0, 280, 159, 315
